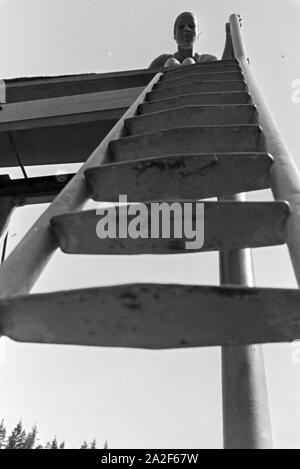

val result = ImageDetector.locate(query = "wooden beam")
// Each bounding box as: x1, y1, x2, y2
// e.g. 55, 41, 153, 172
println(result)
0, 87, 143, 128
4, 69, 156, 103
3, 61, 239, 104
0, 173, 75, 205
0, 87, 144, 167
0, 118, 118, 167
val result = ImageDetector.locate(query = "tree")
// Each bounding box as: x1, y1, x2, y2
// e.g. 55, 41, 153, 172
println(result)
6, 421, 26, 449
22, 425, 38, 449
0, 419, 106, 449
44, 437, 66, 449
0, 420, 6, 449
49, 437, 58, 449
90, 439, 97, 449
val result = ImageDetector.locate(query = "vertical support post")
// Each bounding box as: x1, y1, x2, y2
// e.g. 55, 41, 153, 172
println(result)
220, 196, 273, 449
219, 16, 273, 448
0, 196, 16, 238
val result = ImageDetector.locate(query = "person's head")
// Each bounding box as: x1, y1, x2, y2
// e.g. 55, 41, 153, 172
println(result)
173, 12, 200, 49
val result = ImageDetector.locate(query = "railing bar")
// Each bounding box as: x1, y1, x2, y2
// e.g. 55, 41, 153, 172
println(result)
220, 14, 273, 449
230, 13, 300, 286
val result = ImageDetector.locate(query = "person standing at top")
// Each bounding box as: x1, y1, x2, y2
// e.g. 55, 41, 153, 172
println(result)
149, 11, 235, 69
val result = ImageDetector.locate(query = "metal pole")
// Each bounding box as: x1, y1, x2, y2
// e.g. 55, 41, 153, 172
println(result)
220, 17, 273, 448
220, 194, 273, 449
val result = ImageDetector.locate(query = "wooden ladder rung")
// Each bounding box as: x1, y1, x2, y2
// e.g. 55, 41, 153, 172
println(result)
157, 70, 244, 88
109, 125, 262, 161
50, 201, 289, 255
148, 80, 246, 101
138, 91, 251, 114
85, 153, 273, 202
1, 283, 300, 349
125, 104, 256, 134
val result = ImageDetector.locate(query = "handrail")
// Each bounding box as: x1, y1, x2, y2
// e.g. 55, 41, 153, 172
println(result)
0, 73, 162, 298
221, 14, 273, 450
230, 13, 300, 286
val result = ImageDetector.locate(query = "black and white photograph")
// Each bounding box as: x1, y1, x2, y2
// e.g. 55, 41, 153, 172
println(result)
0, 0, 299, 452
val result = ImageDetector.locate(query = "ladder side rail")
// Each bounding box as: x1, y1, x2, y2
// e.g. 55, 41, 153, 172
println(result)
230, 13, 300, 285
0, 73, 162, 298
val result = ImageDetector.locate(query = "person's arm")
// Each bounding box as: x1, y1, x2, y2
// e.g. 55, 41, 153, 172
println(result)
221, 23, 235, 59
148, 54, 170, 69
221, 16, 242, 60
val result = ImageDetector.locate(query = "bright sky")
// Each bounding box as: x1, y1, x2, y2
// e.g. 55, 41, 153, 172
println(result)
0, 0, 300, 449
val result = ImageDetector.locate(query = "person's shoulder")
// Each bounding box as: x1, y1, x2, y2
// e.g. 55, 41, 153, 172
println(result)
148, 54, 172, 69
195, 53, 219, 63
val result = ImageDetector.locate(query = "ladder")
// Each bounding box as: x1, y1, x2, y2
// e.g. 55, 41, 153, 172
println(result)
1, 14, 300, 449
